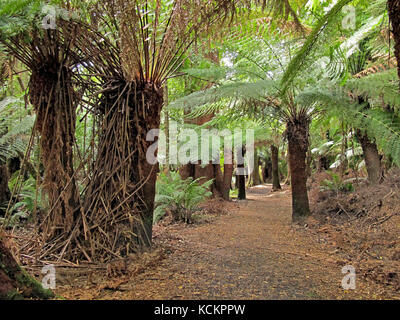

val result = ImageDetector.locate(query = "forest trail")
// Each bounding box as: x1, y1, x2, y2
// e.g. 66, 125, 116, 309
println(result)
57, 185, 386, 300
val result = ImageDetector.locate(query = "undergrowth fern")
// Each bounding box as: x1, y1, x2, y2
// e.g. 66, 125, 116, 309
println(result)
154, 172, 213, 224
0, 97, 34, 164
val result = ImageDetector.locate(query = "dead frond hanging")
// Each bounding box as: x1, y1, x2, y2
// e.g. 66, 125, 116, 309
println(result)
0, 7, 88, 260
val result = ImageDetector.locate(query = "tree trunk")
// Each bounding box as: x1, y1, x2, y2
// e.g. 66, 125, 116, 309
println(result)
131, 85, 163, 247
317, 156, 329, 172
284, 150, 291, 185
0, 235, 53, 300
180, 163, 195, 180
306, 145, 313, 177
236, 146, 246, 200
355, 97, 383, 184
270, 145, 282, 191
29, 63, 80, 243
221, 149, 234, 201
8, 157, 21, 176
84, 82, 163, 258
287, 118, 311, 221
356, 129, 383, 184
213, 163, 224, 198
251, 150, 261, 186
194, 161, 222, 197
261, 159, 272, 183
181, 162, 225, 197
0, 164, 10, 210
388, 0, 400, 88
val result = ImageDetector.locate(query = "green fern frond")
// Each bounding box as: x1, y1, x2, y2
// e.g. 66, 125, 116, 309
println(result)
281, 0, 353, 93
0, 97, 34, 164
298, 83, 400, 167
361, 108, 400, 167
346, 69, 400, 108
169, 79, 277, 112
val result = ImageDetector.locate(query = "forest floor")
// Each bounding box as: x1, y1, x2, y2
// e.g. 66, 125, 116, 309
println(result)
53, 184, 396, 300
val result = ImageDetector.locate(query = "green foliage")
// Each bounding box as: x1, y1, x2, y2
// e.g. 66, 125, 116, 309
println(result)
360, 108, 400, 167
346, 69, 400, 109
154, 172, 212, 224
1, 0, 399, 234
281, 0, 353, 93
170, 79, 277, 113
320, 171, 354, 194
1, 174, 42, 227
0, 0, 70, 29
0, 0, 43, 38
0, 97, 34, 164
298, 77, 400, 169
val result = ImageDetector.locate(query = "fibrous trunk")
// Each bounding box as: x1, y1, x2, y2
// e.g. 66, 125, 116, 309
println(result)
356, 129, 383, 184
271, 145, 282, 191
195, 161, 222, 197
0, 165, 10, 213
29, 62, 80, 243
287, 118, 311, 221
0, 234, 53, 300
84, 81, 163, 259
284, 151, 291, 185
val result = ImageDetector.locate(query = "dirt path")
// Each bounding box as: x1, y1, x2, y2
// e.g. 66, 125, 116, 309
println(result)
57, 185, 388, 300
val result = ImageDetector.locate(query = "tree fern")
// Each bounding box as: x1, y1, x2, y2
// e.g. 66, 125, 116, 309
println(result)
298, 83, 400, 168
280, 0, 353, 93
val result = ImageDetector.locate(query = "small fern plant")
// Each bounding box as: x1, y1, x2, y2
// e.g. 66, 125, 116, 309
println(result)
320, 171, 354, 195
0, 175, 42, 227
154, 172, 213, 224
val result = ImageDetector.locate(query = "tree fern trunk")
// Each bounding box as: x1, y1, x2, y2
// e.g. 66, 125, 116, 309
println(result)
84, 82, 163, 255
236, 146, 246, 200
356, 130, 383, 184
251, 150, 261, 186
355, 97, 383, 184
180, 163, 195, 180
129, 84, 164, 248
388, 0, 400, 88
261, 157, 272, 183
271, 145, 282, 191
222, 150, 233, 201
284, 150, 291, 185
29, 64, 80, 243
194, 161, 222, 197
0, 164, 10, 213
287, 118, 311, 221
